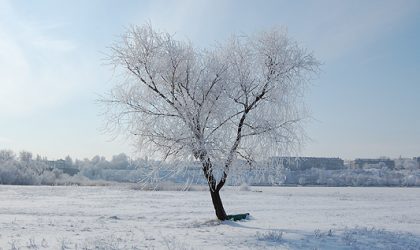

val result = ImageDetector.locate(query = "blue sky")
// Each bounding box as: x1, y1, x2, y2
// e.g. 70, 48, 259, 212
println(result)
0, 0, 419, 160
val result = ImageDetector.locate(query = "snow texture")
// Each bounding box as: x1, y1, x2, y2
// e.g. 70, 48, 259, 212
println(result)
1, 185, 420, 249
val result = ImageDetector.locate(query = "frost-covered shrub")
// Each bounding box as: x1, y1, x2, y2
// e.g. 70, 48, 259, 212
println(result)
402, 175, 417, 186
314, 229, 333, 238
341, 227, 420, 250
256, 230, 284, 242
162, 235, 195, 250
298, 177, 306, 185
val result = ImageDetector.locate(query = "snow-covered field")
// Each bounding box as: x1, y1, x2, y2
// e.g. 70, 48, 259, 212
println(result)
0, 185, 420, 249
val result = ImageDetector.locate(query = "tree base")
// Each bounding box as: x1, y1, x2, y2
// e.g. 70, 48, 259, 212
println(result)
226, 213, 250, 221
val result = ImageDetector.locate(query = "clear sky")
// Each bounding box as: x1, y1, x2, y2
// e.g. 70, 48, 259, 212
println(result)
0, 0, 419, 160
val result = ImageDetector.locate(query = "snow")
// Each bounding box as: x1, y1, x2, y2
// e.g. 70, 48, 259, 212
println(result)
0, 185, 420, 249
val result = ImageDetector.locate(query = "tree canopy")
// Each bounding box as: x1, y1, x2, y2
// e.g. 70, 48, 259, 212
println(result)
103, 23, 319, 219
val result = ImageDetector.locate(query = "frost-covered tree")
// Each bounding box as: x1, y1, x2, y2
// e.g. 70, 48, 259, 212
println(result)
111, 153, 131, 169
65, 155, 73, 167
0, 149, 15, 161
103, 24, 319, 220
19, 151, 33, 162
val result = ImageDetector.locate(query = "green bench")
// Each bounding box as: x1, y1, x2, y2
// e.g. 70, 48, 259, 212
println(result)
226, 213, 250, 221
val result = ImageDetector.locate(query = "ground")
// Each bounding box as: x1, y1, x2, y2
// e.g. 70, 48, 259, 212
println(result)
0, 185, 419, 249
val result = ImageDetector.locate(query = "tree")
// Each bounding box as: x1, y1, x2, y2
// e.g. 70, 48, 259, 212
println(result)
65, 155, 73, 167
103, 23, 319, 220
19, 151, 33, 162
0, 149, 15, 161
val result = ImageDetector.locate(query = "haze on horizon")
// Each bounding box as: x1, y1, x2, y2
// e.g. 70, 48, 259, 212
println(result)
0, 0, 419, 160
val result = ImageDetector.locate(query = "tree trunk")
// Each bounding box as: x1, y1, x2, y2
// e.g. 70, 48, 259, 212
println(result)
199, 154, 228, 220
210, 189, 227, 220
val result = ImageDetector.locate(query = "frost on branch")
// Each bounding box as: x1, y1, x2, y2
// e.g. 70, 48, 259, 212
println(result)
102, 23, 318, 218
104, 23, 317, 163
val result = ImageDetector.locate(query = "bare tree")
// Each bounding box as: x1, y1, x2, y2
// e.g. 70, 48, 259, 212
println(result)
102, 23, 319, 220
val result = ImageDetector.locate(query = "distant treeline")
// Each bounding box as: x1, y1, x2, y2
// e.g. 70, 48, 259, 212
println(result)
0, 149, 147, 185
0, 149, 419, 187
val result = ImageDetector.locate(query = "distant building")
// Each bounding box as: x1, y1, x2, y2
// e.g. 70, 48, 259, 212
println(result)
416, 157, 420, 165
352, 158, 395, 169
46, 159, 79, 176
271, 157, 345, 171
